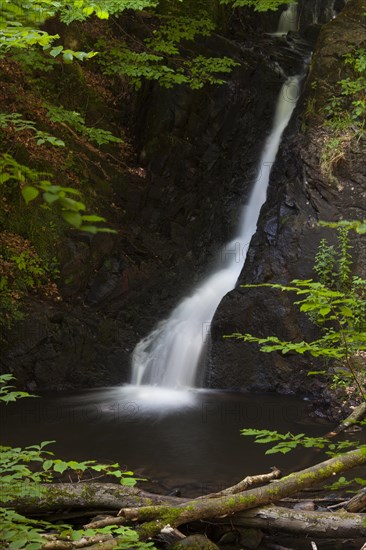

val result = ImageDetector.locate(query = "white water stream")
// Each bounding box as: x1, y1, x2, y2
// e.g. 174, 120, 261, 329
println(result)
277, 2, 298, 33
131, 75, 301, 390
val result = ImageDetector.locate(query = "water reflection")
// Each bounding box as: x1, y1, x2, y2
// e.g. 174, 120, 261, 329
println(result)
1, 388, 332, 496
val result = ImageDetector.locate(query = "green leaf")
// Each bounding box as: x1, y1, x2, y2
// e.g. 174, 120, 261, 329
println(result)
121, 477, 137, 486
43, 460, 53, 471
265, 446, 289, 455
96, 10, 109, 19
82, 6, 94, 16
81, 215, 106, 223
53, 461, 68, 474
62, 211, 82, 228
354, 477, 366, 486
91, 464, 105, 472
73, 52, 87, 61
340, 306, 353, 317
79, 225, 98, 233
21, 186, 39, 204
43, 192, 59, 204
62, 51, 73, 63
67, 461, 84, 470
59, 197, 85, 211
256, 436, 278, 444
9, 538, 28, 549
39, 440, 55, 449
0, 173, 11, 184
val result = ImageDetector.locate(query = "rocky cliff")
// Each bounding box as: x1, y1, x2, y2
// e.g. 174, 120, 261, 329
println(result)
207, 0, 366, 395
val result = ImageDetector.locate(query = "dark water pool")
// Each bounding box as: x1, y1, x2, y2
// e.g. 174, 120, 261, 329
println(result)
1, 385, 334, 496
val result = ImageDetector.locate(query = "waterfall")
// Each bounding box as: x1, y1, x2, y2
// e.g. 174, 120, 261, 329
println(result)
277, 3, 298, 33
311, 0, 336, 24
131, 75, 301, 389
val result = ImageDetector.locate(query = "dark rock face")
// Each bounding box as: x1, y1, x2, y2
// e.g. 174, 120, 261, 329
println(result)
136, 35, 308, 269
206, 0, 366, 394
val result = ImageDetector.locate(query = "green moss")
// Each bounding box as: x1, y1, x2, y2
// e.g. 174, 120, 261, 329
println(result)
138, 508, 181, 539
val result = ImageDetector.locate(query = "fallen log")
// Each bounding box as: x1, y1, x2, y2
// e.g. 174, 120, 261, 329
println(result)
215, 505, 366, 538
1, 482, 185, 514
117, 447, 366, 539
3, 451, 366, 548
2, 469, 281, 514
38, 507, 366, 549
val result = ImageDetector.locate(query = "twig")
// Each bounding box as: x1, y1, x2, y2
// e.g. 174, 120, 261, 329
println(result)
196, 467, 282, 499
83, 516, 124, 530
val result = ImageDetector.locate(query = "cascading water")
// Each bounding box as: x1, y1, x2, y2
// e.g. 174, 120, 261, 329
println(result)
131, 75, 301, 390
311, 0, 336, 24
277, 2, 298, 33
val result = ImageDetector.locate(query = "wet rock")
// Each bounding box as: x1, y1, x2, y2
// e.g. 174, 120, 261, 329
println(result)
207, 0, 366, 394
239, 528, 264, 549
217, 531, 238, 545
170, 534, 219, 550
